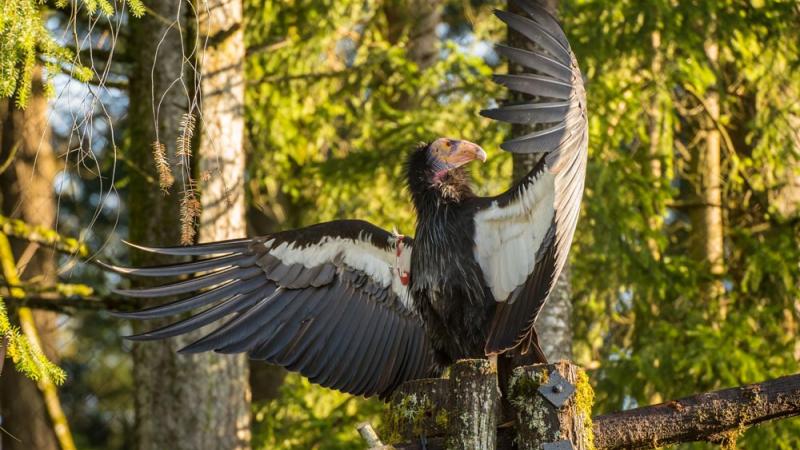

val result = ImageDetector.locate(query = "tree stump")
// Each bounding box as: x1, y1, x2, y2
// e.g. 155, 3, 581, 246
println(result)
508, 361, 594, 450
385, 378, 450, 442
447, 359, 500, 449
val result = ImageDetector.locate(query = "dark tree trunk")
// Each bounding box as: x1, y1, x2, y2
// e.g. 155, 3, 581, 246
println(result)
384, 0, 443, 71
0, 68, 61, 450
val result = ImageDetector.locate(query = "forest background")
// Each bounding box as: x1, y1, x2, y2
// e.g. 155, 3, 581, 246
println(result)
0, 0, 798, 449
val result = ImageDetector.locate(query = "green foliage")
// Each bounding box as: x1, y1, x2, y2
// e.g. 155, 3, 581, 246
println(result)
245, 0, 509, 233
252, 373, 383, 450
1, 0, 72, 107
0, 0, 142, 108
0, 300, 66, 385
564, 0, 800, 447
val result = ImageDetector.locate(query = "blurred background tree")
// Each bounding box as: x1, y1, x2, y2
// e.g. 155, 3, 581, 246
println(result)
0, 0, 798, 449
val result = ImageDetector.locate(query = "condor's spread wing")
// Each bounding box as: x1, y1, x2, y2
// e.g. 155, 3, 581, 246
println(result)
109, 220, 435, 398
477, 1, 588, 355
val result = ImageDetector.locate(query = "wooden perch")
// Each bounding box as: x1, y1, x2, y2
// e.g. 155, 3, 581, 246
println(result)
593, 372, 800, 449
384, 360, 800, 449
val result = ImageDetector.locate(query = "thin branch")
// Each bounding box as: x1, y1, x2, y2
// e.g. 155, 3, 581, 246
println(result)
593, 373, 800, 449
2, 295, 140, 314
0, 215, 89, 257
0, 335, 6, 376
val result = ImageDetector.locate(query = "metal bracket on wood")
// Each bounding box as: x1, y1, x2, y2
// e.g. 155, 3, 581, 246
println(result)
537, 370, 576, 408
542, 440, 575, 450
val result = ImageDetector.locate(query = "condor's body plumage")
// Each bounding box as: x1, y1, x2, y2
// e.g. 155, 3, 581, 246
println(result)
109, 1, 588, 399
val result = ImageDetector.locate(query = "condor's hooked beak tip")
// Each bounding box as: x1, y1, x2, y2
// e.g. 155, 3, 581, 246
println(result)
476, 145, 488, 163
456, 140, 487, 164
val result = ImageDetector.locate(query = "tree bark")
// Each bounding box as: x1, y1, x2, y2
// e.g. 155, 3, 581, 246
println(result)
688, 37, 726, 311
593, 373, 800, 449
0, 68, 61, 450
387, 369, 800, 450
384, 0, 443, 72
195, 0, 252, 447
127, 1, 248, 448
447, 360, 499, 449
508, 0, 573, 362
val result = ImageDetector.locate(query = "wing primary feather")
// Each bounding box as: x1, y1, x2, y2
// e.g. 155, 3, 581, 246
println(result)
510, 0, 571, 50
126, 288, 267, 341
97, 253, 258, 278
112, 276, 266, 320
179, 287, 288, 353
481, 102, 570, 125
494, 44, 572, 81
213, 289, 310, 354
113, 266, 262, 298
123, 238, 253, 256
277, 285, 342, 369
500, 122, 567, 153
491, 74, 571, 99
257, 288, 327, 361
494, 10, 571, 65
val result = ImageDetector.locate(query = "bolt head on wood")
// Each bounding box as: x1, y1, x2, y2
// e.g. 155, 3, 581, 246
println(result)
538, 370, 576, 408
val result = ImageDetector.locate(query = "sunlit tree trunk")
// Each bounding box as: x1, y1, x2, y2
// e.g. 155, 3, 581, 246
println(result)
128, 1, 248, 448
0, 69, 61, 450
688, 38, 726, 314
509, 0, 573, 361
195, 0, 251, 447
646, 30, 666, 260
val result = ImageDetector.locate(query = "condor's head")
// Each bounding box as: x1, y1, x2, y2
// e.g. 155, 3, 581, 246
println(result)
406, 138, 487, 203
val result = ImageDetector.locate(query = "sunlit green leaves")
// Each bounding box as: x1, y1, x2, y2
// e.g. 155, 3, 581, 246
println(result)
566, 0, 800, 447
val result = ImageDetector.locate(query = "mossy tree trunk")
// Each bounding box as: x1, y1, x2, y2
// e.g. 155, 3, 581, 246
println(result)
0, 68, 62, 450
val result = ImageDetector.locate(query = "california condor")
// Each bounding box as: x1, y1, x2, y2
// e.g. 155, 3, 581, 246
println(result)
109, 1, 587, 398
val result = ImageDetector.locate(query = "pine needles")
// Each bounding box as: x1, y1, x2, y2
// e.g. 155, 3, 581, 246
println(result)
0, 301, 66, 384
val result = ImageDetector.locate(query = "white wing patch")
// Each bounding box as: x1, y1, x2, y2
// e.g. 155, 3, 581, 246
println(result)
264, 233, 415, 308
474, 171, 556, 302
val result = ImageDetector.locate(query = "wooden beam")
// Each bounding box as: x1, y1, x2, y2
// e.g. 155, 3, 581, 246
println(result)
593, 373, 800, 449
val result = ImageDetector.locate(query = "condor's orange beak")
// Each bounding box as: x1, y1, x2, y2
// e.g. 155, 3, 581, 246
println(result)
430, 138, 487, 169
